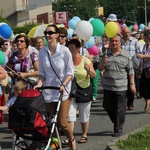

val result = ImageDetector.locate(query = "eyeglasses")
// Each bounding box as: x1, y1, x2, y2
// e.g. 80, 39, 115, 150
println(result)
3, 43, 8, 45
44, 31, 57, 36
16, 40, 25, 43
59, 35, 66, 38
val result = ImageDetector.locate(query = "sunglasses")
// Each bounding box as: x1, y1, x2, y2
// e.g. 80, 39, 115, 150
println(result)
16, 40, 25, 43
44, 31, 57, 35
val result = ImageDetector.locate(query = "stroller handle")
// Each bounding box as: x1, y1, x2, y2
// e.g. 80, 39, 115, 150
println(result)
36, 86, 60, 90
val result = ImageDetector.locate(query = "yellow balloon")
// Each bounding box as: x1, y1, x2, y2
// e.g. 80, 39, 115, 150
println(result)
27, 26, 37, 38
105, 22, 118, 38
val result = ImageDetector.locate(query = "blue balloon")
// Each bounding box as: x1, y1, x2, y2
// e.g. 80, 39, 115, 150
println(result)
0, 24, 12, 39
88, 18, 95, 22
72, 16, 81, 23
67, 28, 74, 38
139, 24, 145, 31
84, 36, 95, 48
68, 19, 77, 30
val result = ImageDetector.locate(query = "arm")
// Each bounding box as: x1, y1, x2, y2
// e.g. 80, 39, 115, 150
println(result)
129, 74, 136, 94
84, 63, 96, 78
97, 55, 108, 71
0, 66, 6, 79
137, 54, 150, 59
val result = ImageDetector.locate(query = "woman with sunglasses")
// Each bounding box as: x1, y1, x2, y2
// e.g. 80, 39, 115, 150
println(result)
34, 24, 76, 150
8, 34, 39, 89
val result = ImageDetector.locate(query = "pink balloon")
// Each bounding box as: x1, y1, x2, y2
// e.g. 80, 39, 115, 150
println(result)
88, 45, 99, 56
116, 22, 121, 35
133, 24, 138, 29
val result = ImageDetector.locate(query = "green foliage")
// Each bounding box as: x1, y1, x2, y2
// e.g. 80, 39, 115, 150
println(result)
52, 0, 150, 24
0, 16, 11, 26
12, 22, 37, 35
117, 127, 150, 150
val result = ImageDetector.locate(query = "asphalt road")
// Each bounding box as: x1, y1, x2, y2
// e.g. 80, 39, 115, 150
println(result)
0, 86, 150, 150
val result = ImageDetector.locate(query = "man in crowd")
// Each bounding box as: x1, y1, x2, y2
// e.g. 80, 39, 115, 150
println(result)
98, 34, 136, 137
121, 26, 141, 110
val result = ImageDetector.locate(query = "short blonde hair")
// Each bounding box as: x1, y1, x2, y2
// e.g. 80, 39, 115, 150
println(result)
14, 80, 27, 92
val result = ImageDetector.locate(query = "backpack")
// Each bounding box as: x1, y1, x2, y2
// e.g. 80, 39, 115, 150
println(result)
8, 89, 50, 141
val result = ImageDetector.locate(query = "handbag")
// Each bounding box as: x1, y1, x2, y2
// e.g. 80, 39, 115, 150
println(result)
70, 78, 77, 98
76, 83, 93, 103
0, 73, 9, 87
144, 67, 150, 78
47, 51, 76, 98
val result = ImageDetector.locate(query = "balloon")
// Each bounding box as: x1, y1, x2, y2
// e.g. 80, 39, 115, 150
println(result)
75, 20, 93, 41
90, 19, 105, 36
88, 18, 95, 22
133, 24, 138, 30
139, 24, 145, 30
68, 19, 77, 30
0, 51, 5, 65
84, 36, 95, 48
43, 37, 48, 46
88, 45, 99, 56
0, 23, 12, 39
116, 22, 121, 35
67, 28, 74, 38
72, 16, 81, 23
105, 22, 118, 38
129, 25, 133, 33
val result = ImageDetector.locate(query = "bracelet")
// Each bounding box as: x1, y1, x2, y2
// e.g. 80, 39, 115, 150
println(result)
130, 82, 135, 85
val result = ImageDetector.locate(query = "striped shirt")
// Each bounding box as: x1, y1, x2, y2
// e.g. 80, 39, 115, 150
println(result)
121, 36, 141, 57
102, 49, 134, 91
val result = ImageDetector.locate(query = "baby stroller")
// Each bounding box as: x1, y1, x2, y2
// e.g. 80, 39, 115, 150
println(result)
8, 86, 63, 150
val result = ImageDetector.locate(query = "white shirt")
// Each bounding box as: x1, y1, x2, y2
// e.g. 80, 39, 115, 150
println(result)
39, 43, 74, 103
6, 96, 17, 107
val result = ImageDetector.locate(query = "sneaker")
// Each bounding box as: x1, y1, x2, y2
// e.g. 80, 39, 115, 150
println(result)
92, 98, 96, 101
112, 131, 123, 137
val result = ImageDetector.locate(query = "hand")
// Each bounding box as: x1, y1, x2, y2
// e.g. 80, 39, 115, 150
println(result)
33, 84, 42, 90
130, 85, 136, 94
102, 55, 108, 66
84, 63, 90, 71
60, 85, 65, 95
18, 72, 28, 79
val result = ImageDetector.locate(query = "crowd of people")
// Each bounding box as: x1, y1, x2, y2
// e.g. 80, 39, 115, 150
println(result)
0, 13, 150, 149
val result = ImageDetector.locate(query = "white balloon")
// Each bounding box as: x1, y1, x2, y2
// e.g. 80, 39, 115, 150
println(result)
148, 22, 150, 28
75, 20, 93, 41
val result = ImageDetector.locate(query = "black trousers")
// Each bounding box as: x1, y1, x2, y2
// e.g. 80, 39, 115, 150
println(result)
127, 77, 135, 108
103, 90, 127, 131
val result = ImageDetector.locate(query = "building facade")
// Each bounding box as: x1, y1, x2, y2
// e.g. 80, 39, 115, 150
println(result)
0, 0, 53, 26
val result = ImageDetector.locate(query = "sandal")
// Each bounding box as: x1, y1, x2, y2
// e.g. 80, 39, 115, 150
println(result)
78, 136, 88, 144
62, 138, 69, 146
69, 137, 77, 150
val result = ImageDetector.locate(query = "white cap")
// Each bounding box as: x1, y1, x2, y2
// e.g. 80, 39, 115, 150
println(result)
107, 14, 117, 21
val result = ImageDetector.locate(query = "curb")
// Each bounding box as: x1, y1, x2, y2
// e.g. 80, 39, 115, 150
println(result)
106, 123, 150, 150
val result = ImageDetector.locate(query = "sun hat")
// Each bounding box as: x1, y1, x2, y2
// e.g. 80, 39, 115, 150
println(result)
107, 14, 117, 21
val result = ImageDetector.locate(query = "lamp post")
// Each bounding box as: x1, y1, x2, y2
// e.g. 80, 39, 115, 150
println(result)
138, 0, 150, 26
129, 11, 135, 22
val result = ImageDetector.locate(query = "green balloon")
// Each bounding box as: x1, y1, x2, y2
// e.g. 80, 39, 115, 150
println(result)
0, 51, 5, 65
43, 37, 48, 46
90, 19, 105, 36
